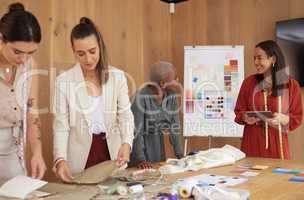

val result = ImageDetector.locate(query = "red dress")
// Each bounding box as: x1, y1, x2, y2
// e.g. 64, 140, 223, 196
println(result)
234, 75, 303, 159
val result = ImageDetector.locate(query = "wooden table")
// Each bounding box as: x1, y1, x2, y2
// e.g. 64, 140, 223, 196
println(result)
1, 158, 304, 200
162, 157, 304, 200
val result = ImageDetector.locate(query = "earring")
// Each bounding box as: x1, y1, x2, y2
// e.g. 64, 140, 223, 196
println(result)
272, 63, 275, 68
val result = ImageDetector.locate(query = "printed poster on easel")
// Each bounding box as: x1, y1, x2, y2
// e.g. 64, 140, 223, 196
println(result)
183, 46, 244, 137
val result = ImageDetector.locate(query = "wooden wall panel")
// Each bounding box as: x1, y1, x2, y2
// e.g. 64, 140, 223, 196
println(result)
172, 0, 207, 83
52, 0, 96, 68
172, 0, 304, 160
0, 1, 19, 13
52, 0, 144, 93
142, 0, 173, 82
95, 0, 143, 93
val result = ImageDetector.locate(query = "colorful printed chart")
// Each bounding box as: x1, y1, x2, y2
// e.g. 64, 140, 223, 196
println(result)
183, 46, 244, 137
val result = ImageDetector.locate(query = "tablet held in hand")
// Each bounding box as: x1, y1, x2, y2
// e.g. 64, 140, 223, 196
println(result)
245, 111, 274, 119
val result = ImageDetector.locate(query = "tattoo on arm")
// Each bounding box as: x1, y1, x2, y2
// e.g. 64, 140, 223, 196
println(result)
27, 98, 34, 111
33, 117, 41, 129
36, 131, 42, 140
33, 117, 42, 140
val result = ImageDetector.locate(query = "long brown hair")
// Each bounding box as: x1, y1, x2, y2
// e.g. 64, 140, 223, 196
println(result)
70, 17, 109, 84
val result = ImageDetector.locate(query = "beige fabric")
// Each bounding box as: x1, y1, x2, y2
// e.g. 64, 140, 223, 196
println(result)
72, 160, 117, 184
0, 128, 17, 155
0, 60, 30, 130
53, 64, 134, 174
0, 86, 22, 129
0, 60, 31, 183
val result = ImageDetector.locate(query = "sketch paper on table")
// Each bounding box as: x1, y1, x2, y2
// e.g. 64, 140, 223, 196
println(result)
0, 175, 47, 199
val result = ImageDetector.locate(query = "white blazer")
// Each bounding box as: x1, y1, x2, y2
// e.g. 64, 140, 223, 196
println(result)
53, 64, 134, 174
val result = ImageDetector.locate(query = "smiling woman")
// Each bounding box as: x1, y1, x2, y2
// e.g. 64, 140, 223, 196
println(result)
234, 40, 303, 160
0, 2, 46, 184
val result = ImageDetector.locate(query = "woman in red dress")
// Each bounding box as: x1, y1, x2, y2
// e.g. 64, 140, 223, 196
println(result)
235, 40, 303, 159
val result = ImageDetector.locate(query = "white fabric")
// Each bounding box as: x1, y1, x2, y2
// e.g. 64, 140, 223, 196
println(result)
89, 95, 106, 134
159, 145, 246, 174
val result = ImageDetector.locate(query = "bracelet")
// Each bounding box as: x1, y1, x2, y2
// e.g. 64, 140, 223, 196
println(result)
53, 157, 65, 169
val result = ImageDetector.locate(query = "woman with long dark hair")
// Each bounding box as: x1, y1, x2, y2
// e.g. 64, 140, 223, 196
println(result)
235, 40, 303, 159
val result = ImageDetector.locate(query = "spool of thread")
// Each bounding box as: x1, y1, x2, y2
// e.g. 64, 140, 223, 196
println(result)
117, 185, 128, 196
128, 184, 144, 194
179, 187, 191, 198
178, 179, 198, 198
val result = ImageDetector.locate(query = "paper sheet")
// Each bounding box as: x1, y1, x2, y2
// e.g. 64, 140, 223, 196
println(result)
240, 172, 259, 177
0, 175, 47, 199
27, 190, 50, 198
181, 174, 248, 187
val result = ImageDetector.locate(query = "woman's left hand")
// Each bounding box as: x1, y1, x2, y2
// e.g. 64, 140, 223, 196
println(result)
267, 112, 289, 127
31, 153, 47, 179
116, 143, 131, 167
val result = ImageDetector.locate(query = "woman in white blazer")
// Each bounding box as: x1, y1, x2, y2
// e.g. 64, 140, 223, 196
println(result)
53, 17, 134, 182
